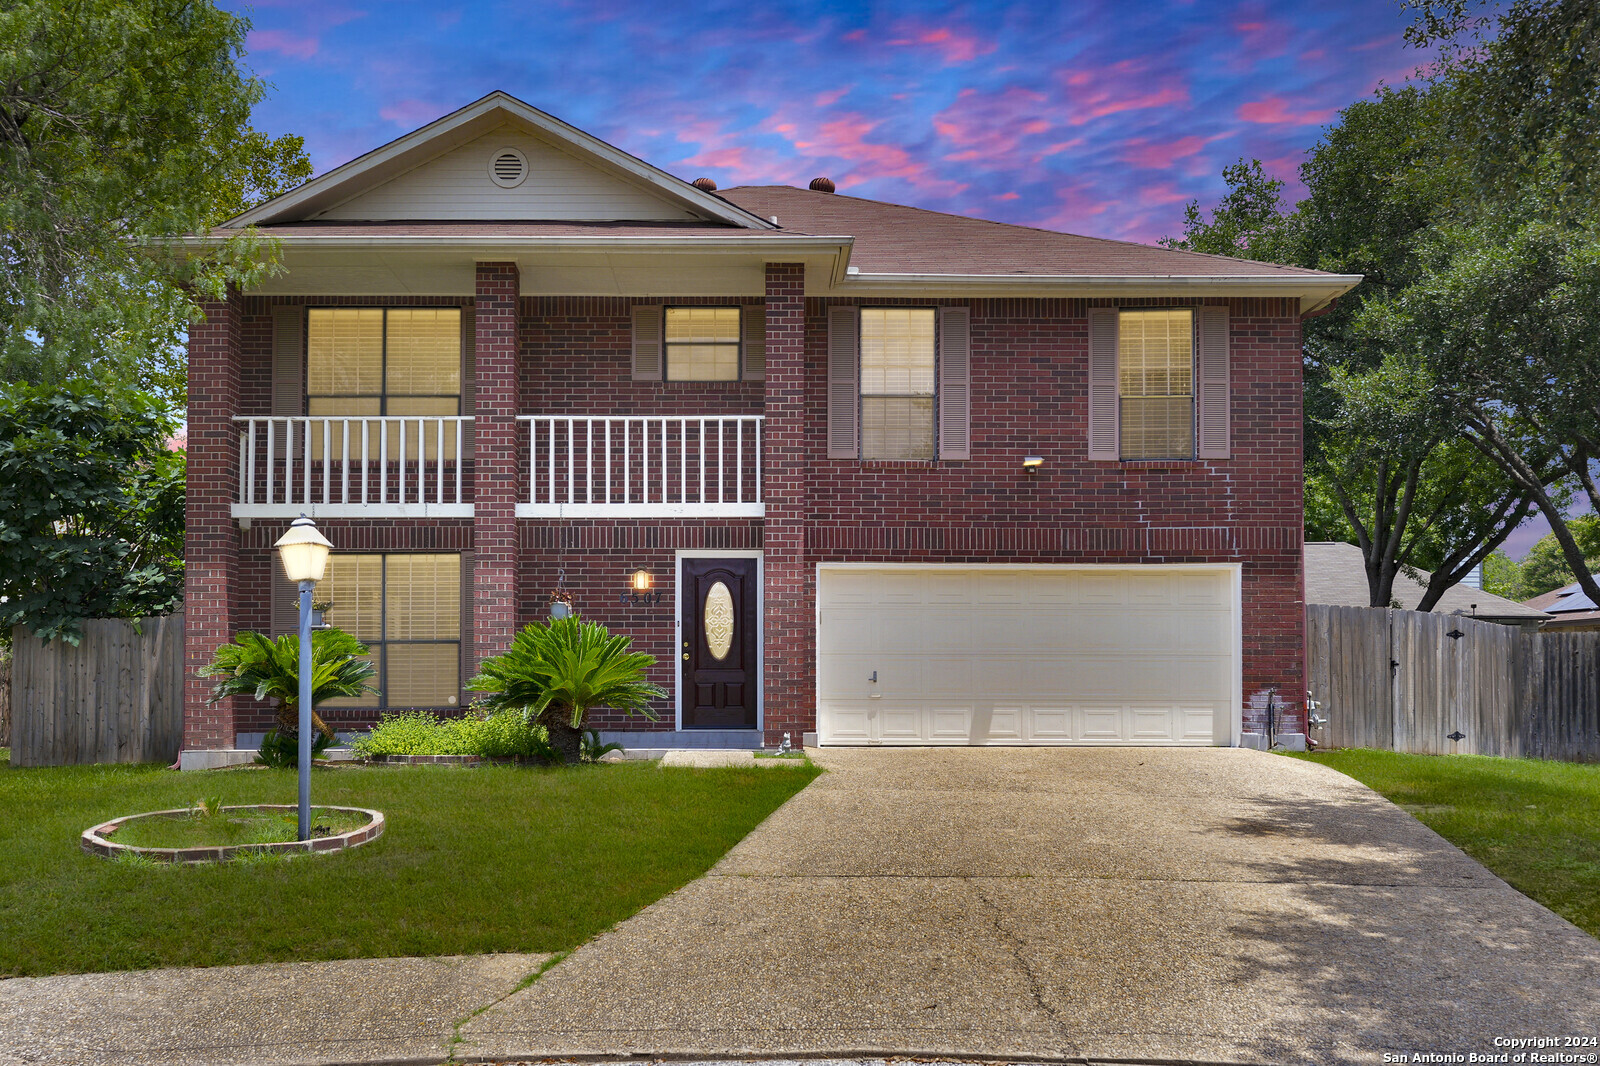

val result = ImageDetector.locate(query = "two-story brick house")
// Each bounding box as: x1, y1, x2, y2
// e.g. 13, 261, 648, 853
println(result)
179, 92, 1359, 761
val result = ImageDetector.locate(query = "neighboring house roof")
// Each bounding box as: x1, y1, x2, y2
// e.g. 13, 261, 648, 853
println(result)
1304, 541, 1550, 622
1523, 583, 1600, 629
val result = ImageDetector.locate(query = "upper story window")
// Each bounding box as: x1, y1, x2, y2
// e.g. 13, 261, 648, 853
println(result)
307, 308, 461, 418
860, 308, 936, 460
665, 307, 741, 381
1118, 309, 1194, 460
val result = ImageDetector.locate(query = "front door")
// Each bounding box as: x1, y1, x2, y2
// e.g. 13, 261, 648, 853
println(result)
681, 557, 759, 729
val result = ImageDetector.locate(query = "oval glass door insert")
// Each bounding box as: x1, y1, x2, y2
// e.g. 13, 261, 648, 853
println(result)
704, 581, 734, 661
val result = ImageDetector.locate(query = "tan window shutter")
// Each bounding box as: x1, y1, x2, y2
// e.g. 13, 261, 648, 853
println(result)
459, 551, 474, 705
742, 305, 766, 381
937, 307, 971, 460
631, 304, 662, 380
828, 306, 859, 459
460, 307, 475, 455
1087, 309, 1119, 461
271, 556, 298, 638
1196, 307, 1231, 459
272, 306, 304, 462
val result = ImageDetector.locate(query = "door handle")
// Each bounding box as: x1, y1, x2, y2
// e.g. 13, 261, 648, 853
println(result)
683, 652, 690, 661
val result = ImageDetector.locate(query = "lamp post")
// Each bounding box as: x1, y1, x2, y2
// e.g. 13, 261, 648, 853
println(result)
274, 515, 333, 841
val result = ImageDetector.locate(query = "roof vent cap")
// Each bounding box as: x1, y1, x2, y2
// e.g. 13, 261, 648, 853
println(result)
489, 147, 528, 188
809, 176, 836, 193
691, 176, 718, 192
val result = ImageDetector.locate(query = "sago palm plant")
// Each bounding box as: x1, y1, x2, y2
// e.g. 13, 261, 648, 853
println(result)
199, 628, 377, 742
468, 616, 663, 763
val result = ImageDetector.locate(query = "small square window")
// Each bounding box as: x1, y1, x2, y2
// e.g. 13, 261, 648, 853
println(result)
665, 307, 741, 381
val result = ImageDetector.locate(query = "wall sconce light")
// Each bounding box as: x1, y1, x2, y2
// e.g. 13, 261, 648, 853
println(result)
1022, 455, 1044, 474
631, 568, 653, 592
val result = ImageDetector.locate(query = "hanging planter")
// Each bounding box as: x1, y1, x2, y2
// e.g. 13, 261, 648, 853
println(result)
310, 599, 333, 629
549, 586, 576, 620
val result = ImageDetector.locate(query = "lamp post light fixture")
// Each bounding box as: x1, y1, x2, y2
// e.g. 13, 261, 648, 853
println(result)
273, 515, 333, 842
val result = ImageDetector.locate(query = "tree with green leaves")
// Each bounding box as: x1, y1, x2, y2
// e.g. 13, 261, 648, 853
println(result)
469, 617, 664, 764
1350, 0, 1600, 606
0, 0, 310, 403
199, 628, 377, 745
0, 383, 185, 643
1167, 84, 1536, 610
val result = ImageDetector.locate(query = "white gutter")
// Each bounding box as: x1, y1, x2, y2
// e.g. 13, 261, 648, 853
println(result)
841, 271, 1363, 314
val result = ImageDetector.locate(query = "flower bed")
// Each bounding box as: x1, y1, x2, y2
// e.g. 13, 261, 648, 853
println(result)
82, 805, 384, 864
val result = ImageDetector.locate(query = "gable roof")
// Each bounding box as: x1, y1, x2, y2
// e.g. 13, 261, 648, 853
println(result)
1304, 541, 1549, 622
225, 92, 774, 231
718, 185, 1326, 279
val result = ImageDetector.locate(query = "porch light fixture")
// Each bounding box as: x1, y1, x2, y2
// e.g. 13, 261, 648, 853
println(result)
1023, 455, 1045, 473
273, 515, 334, 842
631, 568, 653, 592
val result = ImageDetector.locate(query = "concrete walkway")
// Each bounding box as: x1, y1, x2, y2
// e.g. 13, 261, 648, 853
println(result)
3, 748, 1597, 1065
460, 748, 1600, 1065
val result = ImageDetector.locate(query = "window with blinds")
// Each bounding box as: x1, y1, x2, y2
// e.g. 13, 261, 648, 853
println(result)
1118, 309, 1194, 460
861, 308, 935, 460
306, 308, 462, 459
317, 553, 461, 709
665, 307, 741, 381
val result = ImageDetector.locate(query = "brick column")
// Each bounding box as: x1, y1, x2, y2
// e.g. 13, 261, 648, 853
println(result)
762, 263, 812, 748
182, 290, 244, 753
472, 263, 521, 663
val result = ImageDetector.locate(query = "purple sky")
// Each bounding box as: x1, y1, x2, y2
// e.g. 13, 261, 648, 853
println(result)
227, 0, 1565, 560
230, 0, 1430, 246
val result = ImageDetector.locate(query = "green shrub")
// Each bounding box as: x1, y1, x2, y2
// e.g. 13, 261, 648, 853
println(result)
350, 709, 557, 761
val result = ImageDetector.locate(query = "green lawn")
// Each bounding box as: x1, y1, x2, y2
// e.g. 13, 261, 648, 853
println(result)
1290, 749, 1600, 938
0, 760, 817, 976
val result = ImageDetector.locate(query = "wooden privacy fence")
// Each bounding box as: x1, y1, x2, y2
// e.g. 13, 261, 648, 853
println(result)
9, 614, 184, 767
1307, 605, 1600, 762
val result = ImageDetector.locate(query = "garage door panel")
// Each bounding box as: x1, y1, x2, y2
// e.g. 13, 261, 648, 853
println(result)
878, 707, 925, 742
1027, 707, 1073, 741
816, 567, 1236, 747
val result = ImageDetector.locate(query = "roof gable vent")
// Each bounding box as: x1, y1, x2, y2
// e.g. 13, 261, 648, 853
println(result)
489, 147, 528, 188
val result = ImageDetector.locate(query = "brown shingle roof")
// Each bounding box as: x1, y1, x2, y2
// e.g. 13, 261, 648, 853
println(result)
1304, 542, 1549, 622
719, 185, 1333, 278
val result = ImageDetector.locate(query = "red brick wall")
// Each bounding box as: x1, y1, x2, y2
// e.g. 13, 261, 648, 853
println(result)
517, 520, 763, 732
183, 291, 244, 750
185, 284, 1306, 747
784, 295, 1306, 735
473, 265, 521, 668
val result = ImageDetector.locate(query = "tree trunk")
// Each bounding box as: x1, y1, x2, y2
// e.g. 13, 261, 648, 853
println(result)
544, 708, 583, 764
274, 698, 335, 742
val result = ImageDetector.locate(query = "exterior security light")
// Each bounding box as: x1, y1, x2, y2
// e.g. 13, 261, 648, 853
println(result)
274, 516, 333, 584
1022, 455, 1044, 472
631, 568, 653, 592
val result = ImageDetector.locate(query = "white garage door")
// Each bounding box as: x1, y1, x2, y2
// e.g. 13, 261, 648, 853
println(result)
816, 566, 1238, 746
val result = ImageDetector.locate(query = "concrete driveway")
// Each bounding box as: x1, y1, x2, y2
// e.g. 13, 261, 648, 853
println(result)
462, 747, 1600, 1065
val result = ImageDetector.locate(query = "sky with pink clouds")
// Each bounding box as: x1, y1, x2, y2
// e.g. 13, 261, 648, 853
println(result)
227, 0, 1575, 561
227, 0, 1432, 247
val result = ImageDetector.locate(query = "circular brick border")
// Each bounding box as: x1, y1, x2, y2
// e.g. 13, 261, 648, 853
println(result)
81, 805, 384, 864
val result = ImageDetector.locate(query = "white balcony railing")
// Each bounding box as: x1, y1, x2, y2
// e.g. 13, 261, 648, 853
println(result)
517, 415, 764, 518
232, 416, 474, 519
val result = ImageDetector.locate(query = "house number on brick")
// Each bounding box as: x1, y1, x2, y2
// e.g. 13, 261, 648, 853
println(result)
619, 590, 665, 608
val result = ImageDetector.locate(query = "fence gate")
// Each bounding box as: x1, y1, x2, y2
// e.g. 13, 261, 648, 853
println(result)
9, 614, 185, 767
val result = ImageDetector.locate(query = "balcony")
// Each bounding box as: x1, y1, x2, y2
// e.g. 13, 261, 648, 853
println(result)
516, 414, 764, 518
232, 416, 474, 519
